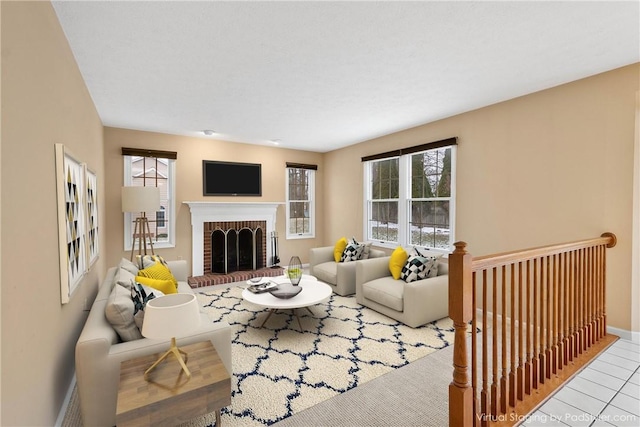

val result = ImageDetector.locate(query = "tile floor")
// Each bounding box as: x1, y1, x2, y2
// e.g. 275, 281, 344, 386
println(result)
523, 338, 640, 426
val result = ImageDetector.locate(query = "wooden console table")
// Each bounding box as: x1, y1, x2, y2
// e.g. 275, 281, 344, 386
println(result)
116, 340, 231, 426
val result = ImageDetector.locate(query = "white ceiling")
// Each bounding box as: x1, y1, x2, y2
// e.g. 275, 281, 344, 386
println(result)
52, 1, 639, 153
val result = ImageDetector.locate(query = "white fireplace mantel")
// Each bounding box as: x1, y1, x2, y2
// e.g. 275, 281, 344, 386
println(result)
184, 202, 284, 276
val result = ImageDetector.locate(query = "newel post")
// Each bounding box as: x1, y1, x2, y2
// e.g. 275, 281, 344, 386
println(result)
449, 241, 474, 427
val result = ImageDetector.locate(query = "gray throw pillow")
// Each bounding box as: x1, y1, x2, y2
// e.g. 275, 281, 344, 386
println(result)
118, 258, 139, 276
360, 241, 373, 259
115, 267, 136, 290
105, 283, 142, 342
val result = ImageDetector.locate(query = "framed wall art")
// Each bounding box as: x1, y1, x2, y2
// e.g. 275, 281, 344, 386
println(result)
55, 144, 87, 304
85, 166, 99, 267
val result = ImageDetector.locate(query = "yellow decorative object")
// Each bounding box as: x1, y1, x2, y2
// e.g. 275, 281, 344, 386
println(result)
135, 276, 178, 294
138, 261, 178, 290
333, 237, 348, 262
388, 247, 408, 280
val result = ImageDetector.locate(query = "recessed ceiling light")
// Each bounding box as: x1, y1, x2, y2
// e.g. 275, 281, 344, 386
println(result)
270, 139, 281, 145
202, 130, 215, 136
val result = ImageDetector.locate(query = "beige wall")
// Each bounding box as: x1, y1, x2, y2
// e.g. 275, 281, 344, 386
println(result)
103, 128, 325, 270
1, 2, 105, 426
325, 64, 640, 332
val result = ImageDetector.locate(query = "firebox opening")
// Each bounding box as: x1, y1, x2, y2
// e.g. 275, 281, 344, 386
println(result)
209, 222, 266, 274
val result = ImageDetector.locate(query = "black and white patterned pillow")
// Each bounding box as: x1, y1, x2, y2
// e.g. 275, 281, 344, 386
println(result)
340, 238, 364, 262
414, 247, 441, 278
400, 254, 428, 283
131, 281, 163, 329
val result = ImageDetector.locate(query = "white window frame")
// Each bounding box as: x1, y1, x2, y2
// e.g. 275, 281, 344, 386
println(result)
363, 145, 456, 253
123, 156, 176, 250
286, 167, 315, 239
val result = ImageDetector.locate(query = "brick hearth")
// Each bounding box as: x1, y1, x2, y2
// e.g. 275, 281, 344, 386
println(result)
188, 266, 284, 288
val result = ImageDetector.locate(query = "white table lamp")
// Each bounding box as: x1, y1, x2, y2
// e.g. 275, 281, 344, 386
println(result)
141, 294, 201, 379
122, 186, 161, 261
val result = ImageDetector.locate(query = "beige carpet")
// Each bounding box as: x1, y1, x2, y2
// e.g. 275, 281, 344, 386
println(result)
272, 340, 453, 427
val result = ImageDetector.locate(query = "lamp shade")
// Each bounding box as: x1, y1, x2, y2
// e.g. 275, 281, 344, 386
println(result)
121, 186, 161, 213
141, 294, 200, 340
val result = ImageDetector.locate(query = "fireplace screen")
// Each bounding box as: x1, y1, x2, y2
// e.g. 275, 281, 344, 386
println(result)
210, 225, 265, 274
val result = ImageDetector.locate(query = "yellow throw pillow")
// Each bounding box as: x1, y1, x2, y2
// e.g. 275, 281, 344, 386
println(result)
138, 261, 178, 290
389, 247, 408, 280
135, 276, 177, 295
333, 237, 348, 262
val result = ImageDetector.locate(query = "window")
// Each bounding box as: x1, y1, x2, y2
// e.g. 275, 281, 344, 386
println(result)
369, 158, 399, 243
286, 165, 316, 239
364, 140, 456, 251
123, 151, 176, 249
408, 147, 453, 249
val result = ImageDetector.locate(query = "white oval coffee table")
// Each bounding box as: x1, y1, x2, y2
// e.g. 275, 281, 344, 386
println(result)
242, 276, 332, 330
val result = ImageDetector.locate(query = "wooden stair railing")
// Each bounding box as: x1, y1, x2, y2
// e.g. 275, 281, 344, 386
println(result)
449, 233, 618, 427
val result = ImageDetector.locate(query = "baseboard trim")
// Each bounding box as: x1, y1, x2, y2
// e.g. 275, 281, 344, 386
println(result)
55, 373, 76, 427
606, 326, 640, 343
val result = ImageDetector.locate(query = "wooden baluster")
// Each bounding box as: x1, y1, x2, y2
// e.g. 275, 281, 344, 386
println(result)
538, 258, 548, 384
588, 248, 596, 348
596, 245, 603, 341
449, 242, 474, 427
545, 255, 552, 379
584, 247, 590, 352
584, 247, 590, 350
598, 245, 605, 339
471, 272, 478, 427
525, 260, 532, 395
491, 267, 499, 418
551, 254, 558, 375
559, 252, 567, 369
481, 270, 488, 427
509, 263, 517, 408
603, 243, 608, 338
517, 262, 524, 401
604, 243, 609, 338
579, 248, 586, 355
500, 266, 508, 413
532, 259, 539, 390
571, 250, 580, 359
593, 246, 600, 343
576, 249, 584, 355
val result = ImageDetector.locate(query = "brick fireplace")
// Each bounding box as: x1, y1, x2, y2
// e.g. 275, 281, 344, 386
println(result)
184, 202, 282, 277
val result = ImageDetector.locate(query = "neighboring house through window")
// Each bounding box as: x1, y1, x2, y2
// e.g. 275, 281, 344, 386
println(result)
122, 148, 177, 250
286, 163, 316, 239
363, 138, 457, 251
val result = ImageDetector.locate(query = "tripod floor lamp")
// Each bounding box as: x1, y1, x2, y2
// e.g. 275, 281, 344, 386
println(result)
122, 186, 161, 261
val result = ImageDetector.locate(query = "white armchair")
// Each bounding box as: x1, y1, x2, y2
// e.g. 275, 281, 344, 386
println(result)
355, 256, 449, 327
309, 245, 386, 295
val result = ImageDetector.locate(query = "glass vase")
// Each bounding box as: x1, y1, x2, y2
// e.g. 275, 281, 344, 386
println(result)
287, 256, 303, 286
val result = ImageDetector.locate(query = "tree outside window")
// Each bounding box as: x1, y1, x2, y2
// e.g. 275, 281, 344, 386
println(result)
409, 148, 452, 249
368, 158, 399, 243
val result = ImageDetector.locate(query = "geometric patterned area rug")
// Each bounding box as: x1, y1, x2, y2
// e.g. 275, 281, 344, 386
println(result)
179, 285, 456, 427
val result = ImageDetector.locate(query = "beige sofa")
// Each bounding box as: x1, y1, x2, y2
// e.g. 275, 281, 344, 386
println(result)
75, 259, 232, 427
355, 256, 449, 327
310, 245, 386, 295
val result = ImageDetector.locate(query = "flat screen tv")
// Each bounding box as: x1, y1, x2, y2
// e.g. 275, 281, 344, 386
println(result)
203, 160, 262, 196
